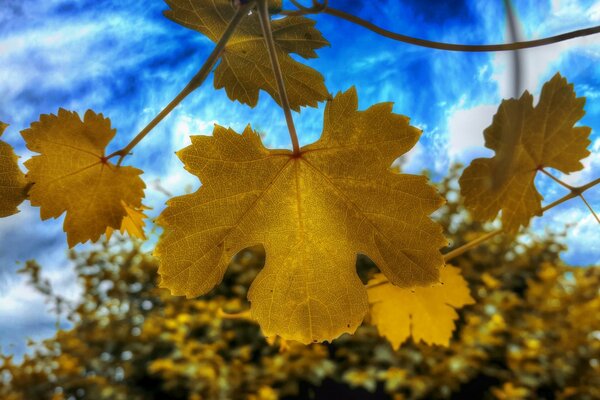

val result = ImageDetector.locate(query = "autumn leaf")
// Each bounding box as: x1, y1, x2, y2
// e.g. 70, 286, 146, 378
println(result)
0, 122, 27, 217
164, 0, 329, 110
459, 73, 591, 233
22, 109, 145, 247
105, 203, 150, 241
155, 88, 446, 344
368, 265, 474, 348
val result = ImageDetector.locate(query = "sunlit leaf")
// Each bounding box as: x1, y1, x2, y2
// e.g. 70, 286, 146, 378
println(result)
164, 0, 329, 110
22, 109, 146, 247
0, 122, 27, 217
459, 73, 591, 233
155, 88, 445, 343
105, 203, 150, 241
368, 265, 475, 348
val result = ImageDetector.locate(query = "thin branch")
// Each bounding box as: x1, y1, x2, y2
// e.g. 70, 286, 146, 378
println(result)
540, 168, 575, 191
256, 0, 301, 155
540, 176, 600, 211
444, 229, 502, 262
287, 0, 328, 15
107, 1, 254, 166
578, 193, 600, 224
370, 175, 600, 288
218, 308, 252, 320
320, 6, 600, 52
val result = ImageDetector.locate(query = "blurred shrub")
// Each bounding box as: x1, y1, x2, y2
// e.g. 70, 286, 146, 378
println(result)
1, 165, 598, 399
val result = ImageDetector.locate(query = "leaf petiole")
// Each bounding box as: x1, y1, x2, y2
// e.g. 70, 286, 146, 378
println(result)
107, 1, 255, 166
256, 0, 301, 155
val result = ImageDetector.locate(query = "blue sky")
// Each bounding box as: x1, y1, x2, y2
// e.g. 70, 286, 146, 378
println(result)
0, 0, 599, 357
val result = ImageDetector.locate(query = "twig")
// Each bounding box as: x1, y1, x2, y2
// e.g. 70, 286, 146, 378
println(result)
371, 175, 600, 288
107, 1, 254, 165
443, 229, 503, 262
256, 0, 301, 155
540, 168, 575, 191
578, 194, 600, 224
320, 6, 600, 52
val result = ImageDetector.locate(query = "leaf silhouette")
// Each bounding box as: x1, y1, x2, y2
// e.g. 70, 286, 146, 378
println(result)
0, 122, 27, 217
22, 109, 146, 247
155, 88, 446, 343
164, 0, 329, 110
368, 265, 475, 348
459, 73, 591, 233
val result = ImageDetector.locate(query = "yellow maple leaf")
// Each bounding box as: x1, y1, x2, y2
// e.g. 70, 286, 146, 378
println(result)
368, 265, 474, 348
0, 122, 27, 217
155, 88, 446, 344
164, 0, 329, 110
459, 73, 591, 233
22, 109, 145, 247
105, 202, 150, 241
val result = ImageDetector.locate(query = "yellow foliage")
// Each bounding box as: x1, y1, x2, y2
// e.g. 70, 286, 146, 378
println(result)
164, 0, 329, 110
155, 88, 445, 343
368, 265, 475, 348
21, 109, 146, 247
459, 73, 591, 233
0, 122, 27, 217
2, 167, 599, 400
105, 202, 150, 241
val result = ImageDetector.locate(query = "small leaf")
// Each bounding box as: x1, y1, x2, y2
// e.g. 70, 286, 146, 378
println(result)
22, 109, 146, 247
155, 88, 446, 344
164, 0, 329, 110
459, 73, 591, 233
0, 122, 27, 217
368, 265, 475, 348
105, 203, 150, 241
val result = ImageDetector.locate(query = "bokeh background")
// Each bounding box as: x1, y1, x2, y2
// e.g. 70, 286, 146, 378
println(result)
0, 0, 599, 369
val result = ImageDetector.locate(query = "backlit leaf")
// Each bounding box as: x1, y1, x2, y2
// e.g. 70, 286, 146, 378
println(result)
459, 73, 591, 233
368, 265, 475, 348
105, 203, 150, 241
155, 88, 446, 343
22, 109, 146, 247
0, 122, 27, 217
164, 0, 329, 110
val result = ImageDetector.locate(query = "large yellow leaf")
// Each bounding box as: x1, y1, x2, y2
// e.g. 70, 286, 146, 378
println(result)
0, 122, 27, 217
22, 109, 145, 247
155, 88, 446, 343
459, 73, 591, 233
164, 0, 329, 110
368, 265, 474, 348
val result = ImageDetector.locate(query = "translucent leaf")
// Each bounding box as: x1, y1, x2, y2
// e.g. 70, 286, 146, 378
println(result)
22, 109, 146, 247
459, 73, 591, 233
105, 203, 150, 241
164, 0, 329, 110
155, 88, 446, 343
0, 122, 27, 217
368, 265, 475, 348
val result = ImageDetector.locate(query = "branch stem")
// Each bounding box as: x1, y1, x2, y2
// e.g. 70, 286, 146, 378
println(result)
321, 7, 600, 52
371, 175, 600, 288
108, 2, 253, 166
540, 168, 574, 190
443, 229, 502, 262
579, 194, 600, 224
541, 176, 600, 211
256, 0, 301, 155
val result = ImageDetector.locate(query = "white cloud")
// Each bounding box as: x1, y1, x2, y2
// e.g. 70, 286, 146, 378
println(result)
447, 104, 497, 160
